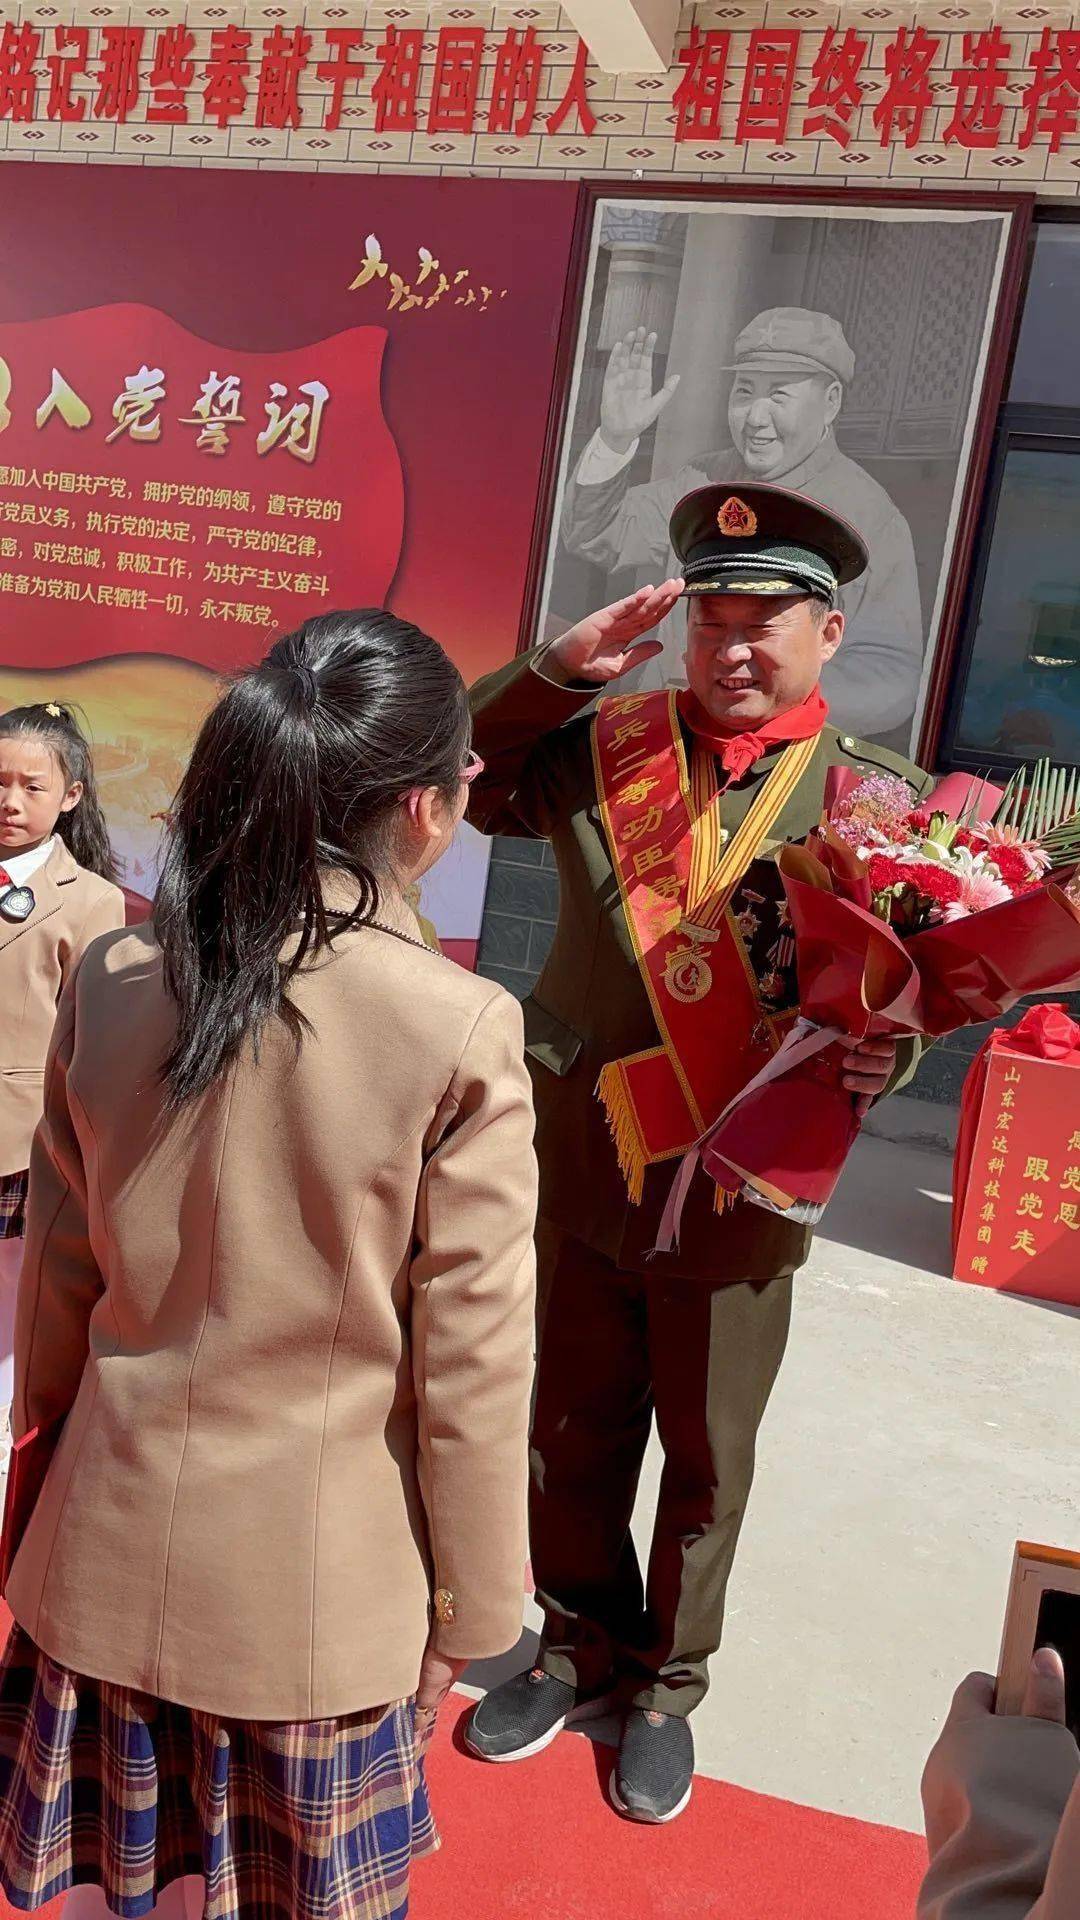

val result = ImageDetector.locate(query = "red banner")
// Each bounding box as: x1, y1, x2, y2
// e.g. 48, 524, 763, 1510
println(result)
0, 304, 402, 671
0, 166, 579, 926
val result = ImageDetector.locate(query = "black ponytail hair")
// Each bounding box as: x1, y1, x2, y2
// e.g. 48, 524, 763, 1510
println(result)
153, 608, 471, 1108
0, 702, 119, 883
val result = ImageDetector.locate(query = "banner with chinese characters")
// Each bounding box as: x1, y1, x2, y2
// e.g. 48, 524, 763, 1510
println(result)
0, 305, 402, 666
0, 17, 1077, 179
954, 1044, 1080, 1308
0, 166, 579, 954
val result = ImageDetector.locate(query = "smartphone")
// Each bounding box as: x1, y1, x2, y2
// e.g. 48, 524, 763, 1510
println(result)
997, 1541, 1080, 1741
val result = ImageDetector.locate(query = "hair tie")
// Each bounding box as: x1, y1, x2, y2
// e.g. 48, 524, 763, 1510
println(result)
45, 703, 63, 718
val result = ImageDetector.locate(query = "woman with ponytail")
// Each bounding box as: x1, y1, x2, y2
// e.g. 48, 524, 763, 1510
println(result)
0, 703, 123, 1447
0, 612, 538, 1920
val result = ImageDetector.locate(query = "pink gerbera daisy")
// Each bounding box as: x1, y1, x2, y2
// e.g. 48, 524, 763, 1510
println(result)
941, 867, 1014, 921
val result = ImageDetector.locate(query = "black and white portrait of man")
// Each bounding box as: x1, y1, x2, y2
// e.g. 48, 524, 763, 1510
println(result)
541, 201, 1016, 754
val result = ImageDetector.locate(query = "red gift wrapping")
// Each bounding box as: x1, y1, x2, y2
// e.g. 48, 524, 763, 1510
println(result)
952, 1005, 1080, 1306
653, 749, 1080, 1252
673, 874, 1080, 1236
951, 1003, 1080, 1266
914, 770, 1006, 822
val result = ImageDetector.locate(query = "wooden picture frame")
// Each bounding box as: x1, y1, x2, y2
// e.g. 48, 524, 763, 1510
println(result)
518, 183, 1033, 768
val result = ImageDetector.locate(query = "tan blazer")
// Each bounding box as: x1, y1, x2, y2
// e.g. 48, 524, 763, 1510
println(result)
0, 840, 125, 1177
921, 1691, 1080, 1918
9, 906, 538, 1722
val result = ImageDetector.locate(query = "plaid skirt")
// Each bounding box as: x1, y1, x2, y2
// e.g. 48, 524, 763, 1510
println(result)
0, 1628, 437, 1920
0, 1171, 27, 1241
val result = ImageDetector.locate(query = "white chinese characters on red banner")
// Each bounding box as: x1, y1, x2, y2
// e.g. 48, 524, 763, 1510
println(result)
0, 21, 1078, 153
0, 303, 404, 673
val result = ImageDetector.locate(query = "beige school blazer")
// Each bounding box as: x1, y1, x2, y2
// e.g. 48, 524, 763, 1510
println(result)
0, 840, 125, 1177
9, 904, 538, 1722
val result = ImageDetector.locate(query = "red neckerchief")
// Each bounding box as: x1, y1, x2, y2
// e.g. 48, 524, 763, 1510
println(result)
676, 684, 829, 789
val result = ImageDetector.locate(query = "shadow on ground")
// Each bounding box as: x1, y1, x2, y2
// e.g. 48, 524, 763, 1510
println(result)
811, 1135, 954, 1275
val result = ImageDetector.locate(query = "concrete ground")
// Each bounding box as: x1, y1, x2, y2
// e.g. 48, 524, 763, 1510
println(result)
462, 1129, 1080, 1836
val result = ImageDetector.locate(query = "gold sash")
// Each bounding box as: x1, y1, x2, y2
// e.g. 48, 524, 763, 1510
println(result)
592, 690, 819, 1202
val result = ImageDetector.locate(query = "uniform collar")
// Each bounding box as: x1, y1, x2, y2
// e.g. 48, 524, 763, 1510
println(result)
43, 838, 79, 885
0, 836, 79, 952
0, 837, 54, 889
715, 725, 836, 789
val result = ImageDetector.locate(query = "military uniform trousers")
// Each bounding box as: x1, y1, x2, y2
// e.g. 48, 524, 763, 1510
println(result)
530, 1222, 793, 1718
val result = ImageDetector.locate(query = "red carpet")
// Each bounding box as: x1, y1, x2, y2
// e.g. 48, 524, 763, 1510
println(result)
417, 1699, 927, 1920
0, 1620, 926, 1920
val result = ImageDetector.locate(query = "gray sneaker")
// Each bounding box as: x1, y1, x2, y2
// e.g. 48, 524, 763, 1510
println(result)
465, 1666, 612, 1763
610, 1709, 694, 1823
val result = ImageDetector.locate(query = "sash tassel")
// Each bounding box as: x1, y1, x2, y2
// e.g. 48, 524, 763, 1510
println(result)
597, 1059, 648, 1207
598, 1062, 735, 1217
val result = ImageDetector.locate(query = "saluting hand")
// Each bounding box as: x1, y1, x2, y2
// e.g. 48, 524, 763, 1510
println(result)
549, 578, 684, 686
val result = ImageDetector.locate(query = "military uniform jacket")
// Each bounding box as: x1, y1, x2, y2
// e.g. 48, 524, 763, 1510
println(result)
469, 646, 932, 1284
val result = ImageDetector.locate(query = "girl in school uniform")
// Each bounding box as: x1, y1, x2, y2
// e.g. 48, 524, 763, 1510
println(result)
0, 613, 537, 1920
0, 703, 125, 1422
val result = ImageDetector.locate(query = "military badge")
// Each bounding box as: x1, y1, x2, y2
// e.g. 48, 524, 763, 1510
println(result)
717, 496, 757, 538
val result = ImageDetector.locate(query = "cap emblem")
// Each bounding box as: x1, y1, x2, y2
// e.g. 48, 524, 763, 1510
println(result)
717, 496, 757, 538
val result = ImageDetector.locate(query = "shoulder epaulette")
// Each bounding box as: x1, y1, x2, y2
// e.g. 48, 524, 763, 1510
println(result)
826, 726, 929, 794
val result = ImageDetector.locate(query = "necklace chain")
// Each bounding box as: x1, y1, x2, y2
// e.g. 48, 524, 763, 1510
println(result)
368, 918, 433, 954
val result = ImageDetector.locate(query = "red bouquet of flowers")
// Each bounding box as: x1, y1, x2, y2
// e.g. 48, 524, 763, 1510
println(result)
657, 762, 1080, 1245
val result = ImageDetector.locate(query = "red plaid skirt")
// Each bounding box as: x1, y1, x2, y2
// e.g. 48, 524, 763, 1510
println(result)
0, 1627, 438, 1919
0, 1172, 27, 1242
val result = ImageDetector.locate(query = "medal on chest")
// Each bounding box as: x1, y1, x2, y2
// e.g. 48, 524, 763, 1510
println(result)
662, 921, 720, 1004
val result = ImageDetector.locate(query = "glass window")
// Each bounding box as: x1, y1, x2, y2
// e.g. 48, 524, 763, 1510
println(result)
1009, 226, 1080, 407
953, 443, 1080, 765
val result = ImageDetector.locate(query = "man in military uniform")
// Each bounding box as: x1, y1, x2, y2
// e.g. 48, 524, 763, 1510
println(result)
465, 483, 930, 1822
560, 309, 923, 750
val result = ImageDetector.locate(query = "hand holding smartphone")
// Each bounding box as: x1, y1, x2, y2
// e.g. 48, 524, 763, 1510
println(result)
997, 1542, 1080, 1741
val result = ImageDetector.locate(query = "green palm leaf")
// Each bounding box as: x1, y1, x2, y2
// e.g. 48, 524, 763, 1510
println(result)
993, 757, 1080, 863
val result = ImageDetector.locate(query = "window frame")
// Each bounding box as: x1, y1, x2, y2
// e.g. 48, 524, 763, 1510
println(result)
936, 208, 1080, 778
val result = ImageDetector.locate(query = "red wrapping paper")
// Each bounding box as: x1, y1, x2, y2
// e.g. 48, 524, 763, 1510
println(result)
652, 754, 1080, 1252
696, 871, 1080, 1219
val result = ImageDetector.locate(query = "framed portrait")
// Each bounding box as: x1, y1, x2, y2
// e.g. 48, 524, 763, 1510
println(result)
530, 186, 1031, 761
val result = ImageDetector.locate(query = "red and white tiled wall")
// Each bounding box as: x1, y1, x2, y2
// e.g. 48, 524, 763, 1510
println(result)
0, 1, 1077, 197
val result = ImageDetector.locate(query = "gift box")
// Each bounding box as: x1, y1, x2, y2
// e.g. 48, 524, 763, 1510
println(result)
953, 1004, 1080, 1306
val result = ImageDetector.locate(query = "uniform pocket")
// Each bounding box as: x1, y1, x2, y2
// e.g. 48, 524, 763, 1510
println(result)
522, 996, 583, 1078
